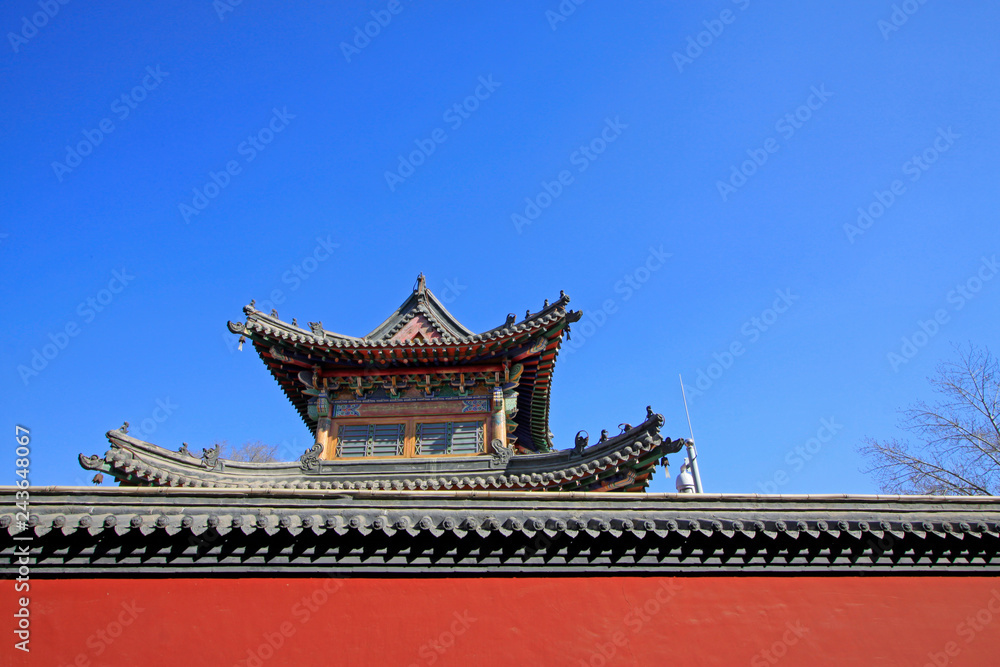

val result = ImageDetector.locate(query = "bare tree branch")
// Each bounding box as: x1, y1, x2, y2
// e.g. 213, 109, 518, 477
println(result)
859, 344, 1000, 496
216, 440, 280, 463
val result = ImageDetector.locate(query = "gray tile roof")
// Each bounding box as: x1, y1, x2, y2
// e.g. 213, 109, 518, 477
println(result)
5, 488, 998, 576
79, 411, 679, 492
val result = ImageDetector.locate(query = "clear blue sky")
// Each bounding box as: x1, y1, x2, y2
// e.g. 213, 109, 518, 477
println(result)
3, 2, 999, 493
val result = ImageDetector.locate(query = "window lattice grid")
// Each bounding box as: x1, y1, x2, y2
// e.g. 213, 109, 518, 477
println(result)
336, 424, 370, 458
371, 423, 406, 457
450, 421, 482, 454
416, 422, 449, 456
416, 420, 483, 455
336, 423, 405, 457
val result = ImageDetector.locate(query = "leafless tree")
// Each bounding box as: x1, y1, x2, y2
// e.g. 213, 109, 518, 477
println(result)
217, 440, 280, 463
860, 345, 1000, 496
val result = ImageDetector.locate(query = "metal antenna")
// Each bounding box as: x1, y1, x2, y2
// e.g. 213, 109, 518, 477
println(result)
678, 374, 704, 493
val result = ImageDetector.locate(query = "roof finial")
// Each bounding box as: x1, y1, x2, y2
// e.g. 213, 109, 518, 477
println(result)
415, 273, 426, 295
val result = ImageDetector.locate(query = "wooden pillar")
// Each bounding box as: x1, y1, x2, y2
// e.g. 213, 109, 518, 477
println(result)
315, 378, 333, 458
490, 387, 507, 451
316, 418, 332, 459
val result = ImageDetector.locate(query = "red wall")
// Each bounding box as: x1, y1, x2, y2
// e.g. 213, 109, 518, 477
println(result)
10, 577, 1000, 666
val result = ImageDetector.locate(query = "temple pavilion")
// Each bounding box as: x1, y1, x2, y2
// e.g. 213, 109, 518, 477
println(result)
80, 275, 683, 491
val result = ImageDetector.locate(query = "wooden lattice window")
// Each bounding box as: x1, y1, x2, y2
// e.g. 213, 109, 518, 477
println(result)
336, 423, 405, 457
415, 420, 483, 456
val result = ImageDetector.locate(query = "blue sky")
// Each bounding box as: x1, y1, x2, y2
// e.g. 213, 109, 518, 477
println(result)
3, 1, 998, 494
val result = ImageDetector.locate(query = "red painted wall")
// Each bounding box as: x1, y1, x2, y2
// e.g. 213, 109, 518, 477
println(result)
10, 577, 1000, 666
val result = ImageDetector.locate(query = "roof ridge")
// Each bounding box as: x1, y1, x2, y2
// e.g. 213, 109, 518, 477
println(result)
364, 277, 474, 341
